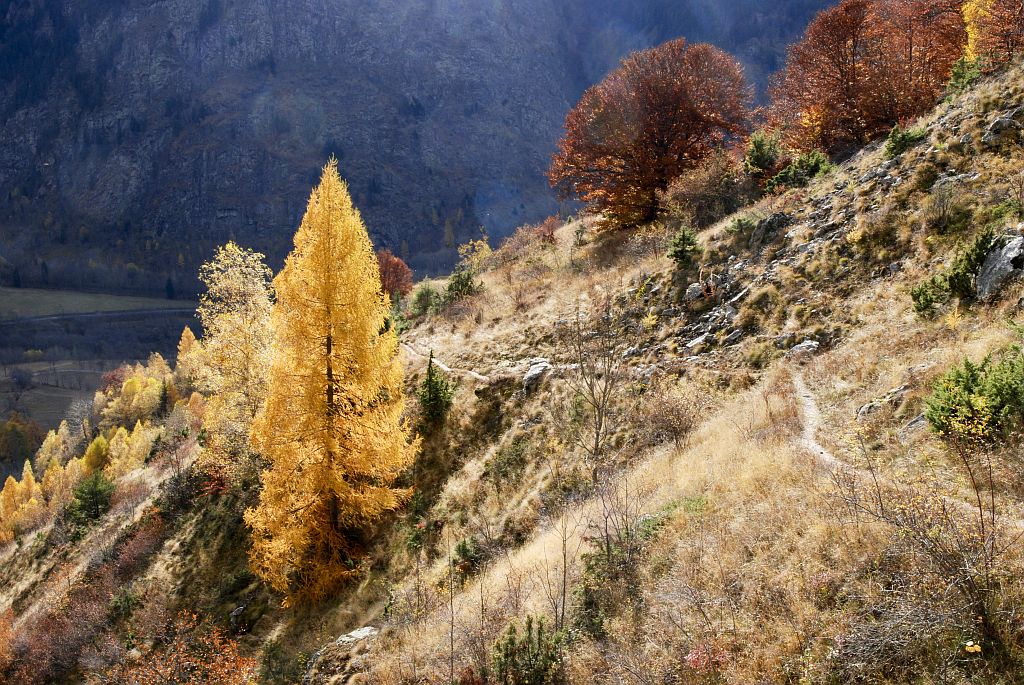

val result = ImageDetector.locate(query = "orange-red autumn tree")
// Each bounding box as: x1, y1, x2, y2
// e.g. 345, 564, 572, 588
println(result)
966, 0, 1024, 67
549, 38, 751, 228
376, 249, 413, 301
771, 0, 965, 153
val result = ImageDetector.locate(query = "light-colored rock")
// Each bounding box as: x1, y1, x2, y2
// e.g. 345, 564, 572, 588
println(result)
522, 358, 552, 392
787, 340, 820, 358
982, 116, 1022, 148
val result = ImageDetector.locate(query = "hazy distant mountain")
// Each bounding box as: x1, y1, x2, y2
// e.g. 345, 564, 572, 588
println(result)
0, 0, 830, 293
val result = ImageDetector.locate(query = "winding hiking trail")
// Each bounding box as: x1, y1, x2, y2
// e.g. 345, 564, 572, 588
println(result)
401, 342, 490, 382
792, 369, 1024, 532
793, 371, 846, 472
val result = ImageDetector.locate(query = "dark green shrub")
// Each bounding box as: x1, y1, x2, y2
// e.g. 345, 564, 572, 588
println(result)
911, 277, 949, 316
410, 283, 440, 317
911, 229, 1002, 315
884, 125, 928, 159
492, 615, 565, 685
418, 352, 454, 427
454, 536, 487, 580
667, 227, 700, 270
766, 150, 833, 193
926, 345, 1024, 442
744, 128, 783, 180
445, 268, 480, 306
68, 471, 115, 530
945, 229, 1000, 299
947, 56, 981, 95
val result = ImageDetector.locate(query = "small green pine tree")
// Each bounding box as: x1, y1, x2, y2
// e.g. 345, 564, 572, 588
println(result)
418, 352, 454, 427
492, 615, 565, 685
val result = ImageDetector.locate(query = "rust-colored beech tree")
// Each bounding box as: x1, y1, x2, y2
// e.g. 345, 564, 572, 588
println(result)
771, 0, 965, 153
549, 39, 751, 228
376, 248, 413, 301
966, 0, 1024, 66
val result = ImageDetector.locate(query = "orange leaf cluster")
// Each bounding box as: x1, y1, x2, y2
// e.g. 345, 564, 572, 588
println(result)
377, 248, 414, 301
770, 0, 966, 153
549, 38, 752, 229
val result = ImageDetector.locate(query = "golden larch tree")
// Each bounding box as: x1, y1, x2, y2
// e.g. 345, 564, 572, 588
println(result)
246, 159, 418, 604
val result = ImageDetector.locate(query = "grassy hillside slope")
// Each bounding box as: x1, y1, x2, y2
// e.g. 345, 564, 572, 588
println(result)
2, 59, 1024, 685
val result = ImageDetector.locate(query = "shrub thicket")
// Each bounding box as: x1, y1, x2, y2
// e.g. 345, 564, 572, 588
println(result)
492, 615, 565, 685
766, 150, 833, 193
926, 344, 1024, 442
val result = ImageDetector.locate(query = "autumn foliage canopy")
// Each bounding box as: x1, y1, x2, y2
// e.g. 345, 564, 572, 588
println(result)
770, 0, 966, 154
549, 39, 751, 228
376, 248, 414, 301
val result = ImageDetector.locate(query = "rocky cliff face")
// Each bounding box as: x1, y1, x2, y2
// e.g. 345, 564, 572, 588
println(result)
0, 0, 828, 294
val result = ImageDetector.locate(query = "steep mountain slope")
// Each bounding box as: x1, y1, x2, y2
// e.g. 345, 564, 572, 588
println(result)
0, 0, 829, 294
3, 57, 1024, 684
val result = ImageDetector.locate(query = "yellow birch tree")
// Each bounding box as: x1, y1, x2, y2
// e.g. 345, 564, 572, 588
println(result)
195, 242, 273, 484
246, 159, 418, 604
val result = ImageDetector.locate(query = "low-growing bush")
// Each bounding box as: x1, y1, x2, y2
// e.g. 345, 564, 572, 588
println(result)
766, 150, 833, 193
920, 187, 973, 235
658, 151, 750, 230
884, 125, 928, 159
926, 345, 1024, 442
911, 229, 1001, 315
492, 615, 565, 685
411, 283, 440, 317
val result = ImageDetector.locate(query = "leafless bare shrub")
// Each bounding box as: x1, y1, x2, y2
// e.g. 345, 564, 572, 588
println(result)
832, 439, 1021, 675
637, 378, 713, 450
555, 298, 639, 483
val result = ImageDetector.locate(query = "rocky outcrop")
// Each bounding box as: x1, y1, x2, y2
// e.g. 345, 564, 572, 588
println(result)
0, 0, 830, 294
978, 234, 1024, 299
302, 626, 378, 685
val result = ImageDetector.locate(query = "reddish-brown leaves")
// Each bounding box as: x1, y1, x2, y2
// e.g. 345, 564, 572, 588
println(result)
377, 248, 414, 301
549, 38, 752, 229
770, 0, 965, 153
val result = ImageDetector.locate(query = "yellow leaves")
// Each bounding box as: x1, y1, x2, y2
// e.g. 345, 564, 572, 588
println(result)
246, 159, 418, 604
962, 0, 992, 61
964, 640, 983, 653
83, 434, 110, 474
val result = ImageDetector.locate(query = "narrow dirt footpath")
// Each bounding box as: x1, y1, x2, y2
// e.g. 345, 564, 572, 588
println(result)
400, 342, 490, 382
792, 370, 1024, 530
792, 371, 847, 472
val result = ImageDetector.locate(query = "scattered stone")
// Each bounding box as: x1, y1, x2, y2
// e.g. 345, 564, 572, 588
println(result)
685, 333, 709, 350
722, 329, 744, 346
982, 116, 1022, 148
522, 358, 552, 392
750, 212, 792, 250
303, 626, 378, 685
898, 414, 929, 439
977, 235, 1024, 299
856, 384, 910, 421
684, 282, 704, 302
787, 339, 820, 358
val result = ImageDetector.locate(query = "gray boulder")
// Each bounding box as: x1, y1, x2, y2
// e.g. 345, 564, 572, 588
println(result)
982, 116, 1022, 148
684, 282, 704, 302
977, 236, 1024, 299
856, 384, 910, 422
522, 358, 553, 392
787, 339, 820, 358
